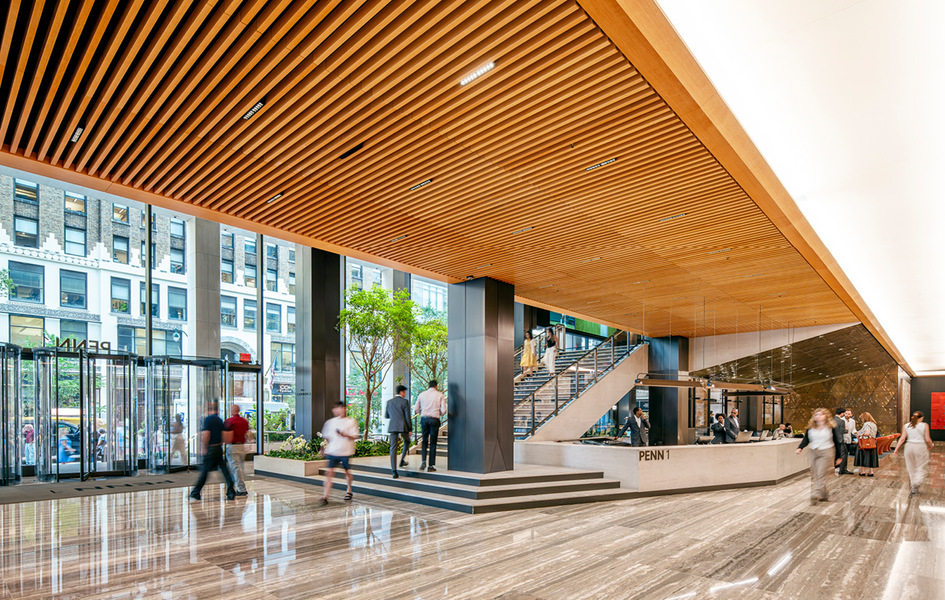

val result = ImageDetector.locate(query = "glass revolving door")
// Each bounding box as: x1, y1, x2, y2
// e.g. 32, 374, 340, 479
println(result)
224, 362, 261, 455
0, 344, 22, 486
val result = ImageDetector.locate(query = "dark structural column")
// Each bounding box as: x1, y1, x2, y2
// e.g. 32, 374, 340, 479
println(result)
514, 302, 541, 347
448, 277, 515, 473
295, 248, 343, 439
648, 336, 690, 446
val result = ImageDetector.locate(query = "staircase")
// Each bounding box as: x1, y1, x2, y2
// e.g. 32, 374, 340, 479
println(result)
513, 331, 643, 440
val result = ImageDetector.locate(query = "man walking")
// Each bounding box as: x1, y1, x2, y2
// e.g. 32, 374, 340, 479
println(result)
627, 406, 649, 447
320, 402, 359, 505
190, 400, 237, 501
843, 409, 857, 457
223, 403, 250, 495
414, 380, 446, 472
724, 408, 740, 443
835, 407, 852, 474
385, 385, 412, 478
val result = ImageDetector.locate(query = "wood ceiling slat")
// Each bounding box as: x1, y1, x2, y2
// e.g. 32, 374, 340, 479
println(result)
0, 0, 45, 145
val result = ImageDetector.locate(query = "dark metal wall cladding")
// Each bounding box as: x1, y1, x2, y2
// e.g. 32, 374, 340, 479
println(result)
0, 0, 855, 338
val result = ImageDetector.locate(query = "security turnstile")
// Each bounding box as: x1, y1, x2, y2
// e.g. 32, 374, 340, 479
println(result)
146, 357, 224, 473
0, 344, 22, 486
32, 348, 138, 482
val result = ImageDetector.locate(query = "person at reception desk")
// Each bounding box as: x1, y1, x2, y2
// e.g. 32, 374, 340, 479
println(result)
795, 408, 844, 504
710, 414, 726, 444
835, 407, 853, 475
627, 407, 649, 447
724, 409, 740, 443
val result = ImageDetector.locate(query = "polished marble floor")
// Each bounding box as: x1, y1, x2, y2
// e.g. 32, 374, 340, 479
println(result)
1, 448, 944, 600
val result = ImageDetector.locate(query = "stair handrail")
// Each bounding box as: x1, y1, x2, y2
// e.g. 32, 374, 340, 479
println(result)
517, 331, 641, 438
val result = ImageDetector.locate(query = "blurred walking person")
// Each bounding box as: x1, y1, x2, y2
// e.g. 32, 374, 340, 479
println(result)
190, 401, 236, 502
385, 385, 412, 478
893, 411, 933, 495
320, 402, 359, 505
415, 380, 446, 472
796, 408, 843, 504
224, 404, 250, 496
855, 412, 879, 477
543, 327, 558, 375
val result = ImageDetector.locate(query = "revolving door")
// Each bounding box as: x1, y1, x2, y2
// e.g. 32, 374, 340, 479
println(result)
224, 361, 262, 455
33, 349, 138, 482
146, 357, 224, 473
0, 344, 22, 486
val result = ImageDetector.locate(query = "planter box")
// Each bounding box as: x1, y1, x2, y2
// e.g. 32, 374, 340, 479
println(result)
254, 455, 327, 478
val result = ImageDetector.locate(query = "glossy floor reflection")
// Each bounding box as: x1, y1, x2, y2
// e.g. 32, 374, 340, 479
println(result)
1, 448, 944, 599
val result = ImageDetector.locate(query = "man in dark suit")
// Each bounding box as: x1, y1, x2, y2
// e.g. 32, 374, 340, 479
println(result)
834, 407, 852, 474
384, 385, 412, 478
710, 413, 726, 444
724, 408, 740, 443
627, 406, 649, 447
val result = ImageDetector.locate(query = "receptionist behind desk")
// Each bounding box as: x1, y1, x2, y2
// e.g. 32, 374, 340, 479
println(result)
710, 414, 726, 444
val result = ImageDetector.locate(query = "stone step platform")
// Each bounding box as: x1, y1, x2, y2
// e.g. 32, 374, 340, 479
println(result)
257, 456, 633, 514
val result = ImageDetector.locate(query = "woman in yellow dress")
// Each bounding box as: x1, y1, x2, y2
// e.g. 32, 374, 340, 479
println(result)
521, 330, 539, 376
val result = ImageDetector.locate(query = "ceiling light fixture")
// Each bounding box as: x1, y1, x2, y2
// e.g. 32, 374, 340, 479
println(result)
585, 158, 617, 172
659, 213, 687, 222
460, 61, 495, 85
409, 179, 433, 191
632, 279, 650, 284
743, 273, 765, 278
513, 226, 534, 234
389, 235, 408, 243
476, 263, 492, 269
242, 100, 265, 120
265, 192, 283, 204
538, 284, 554, 289
70, 127, 84, 143
586, 300, 601, 304
671, 296, 687, 300
582, 257, 601, 263
708, 247, 731, 254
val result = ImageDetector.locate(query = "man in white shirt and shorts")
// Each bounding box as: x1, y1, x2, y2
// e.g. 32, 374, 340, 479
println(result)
319, 402, 360, 505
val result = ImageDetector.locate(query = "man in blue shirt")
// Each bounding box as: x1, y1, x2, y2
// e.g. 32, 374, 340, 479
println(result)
190, 400, 237, 501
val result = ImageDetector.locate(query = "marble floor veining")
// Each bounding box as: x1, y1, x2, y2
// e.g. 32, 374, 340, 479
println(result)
1, 449, 945, 599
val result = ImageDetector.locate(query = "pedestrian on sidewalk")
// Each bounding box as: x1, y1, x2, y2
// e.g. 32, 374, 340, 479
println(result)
893, 411, 933, 495
223, 403, 250, 496
190, 400, 237, 502
320, 402, 359, 505
414, 380, 447, 472
385, 385, 412, 478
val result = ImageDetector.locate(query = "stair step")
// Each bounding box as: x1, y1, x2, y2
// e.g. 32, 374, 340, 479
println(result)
346, 461, 606, 486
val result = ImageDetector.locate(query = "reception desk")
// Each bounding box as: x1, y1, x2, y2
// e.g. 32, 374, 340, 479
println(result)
514, 438, 809, 494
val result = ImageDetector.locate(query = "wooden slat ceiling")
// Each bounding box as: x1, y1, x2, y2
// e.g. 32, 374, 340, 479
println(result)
0, 0, 857, 337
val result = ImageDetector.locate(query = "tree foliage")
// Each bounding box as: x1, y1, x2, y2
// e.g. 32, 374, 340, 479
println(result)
412, 308, 448, 392
338, 285, 417, 439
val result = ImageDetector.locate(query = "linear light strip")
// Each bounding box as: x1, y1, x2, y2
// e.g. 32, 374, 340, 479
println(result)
242, 101, 265, 120
409, 179, 433, 191
460, 61, 495, 85
585, 157, 617, 171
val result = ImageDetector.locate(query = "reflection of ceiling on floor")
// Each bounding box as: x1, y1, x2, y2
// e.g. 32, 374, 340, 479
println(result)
0, 0, 855, 338
691, 324, 896, 388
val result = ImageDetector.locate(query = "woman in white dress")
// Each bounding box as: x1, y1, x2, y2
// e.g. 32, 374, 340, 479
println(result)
542, 327, 558, 375
893, 411, 933, 495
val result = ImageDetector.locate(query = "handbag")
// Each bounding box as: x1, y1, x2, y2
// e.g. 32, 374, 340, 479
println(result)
858, 436, 876, 450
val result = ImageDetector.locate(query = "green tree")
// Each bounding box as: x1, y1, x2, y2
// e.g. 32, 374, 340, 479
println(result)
338, 285, 417, 439
412, 310, 448, 393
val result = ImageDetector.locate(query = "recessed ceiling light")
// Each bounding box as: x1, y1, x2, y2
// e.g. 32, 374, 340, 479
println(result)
265, 192, 283, 204
538, 284, 554, 289
460, 61, 495, 86
389, 235, 408, 243
632, 280, 650, 284
743, 273, 765, 278
513, 226, 534, 234
242, 100, 265, 120
476, 263, 492, 269
586, 300, 601, 304
582, 257, 601, 263
409, 179, 433, 191
70, 127, 84, 143
585, 158, 617, 172
709, 247, 731, 254
658, 213, 687, 222
671, 296, 687, 300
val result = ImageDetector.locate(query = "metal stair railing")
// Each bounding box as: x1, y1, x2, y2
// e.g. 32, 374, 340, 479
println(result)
514, 331, 638, 439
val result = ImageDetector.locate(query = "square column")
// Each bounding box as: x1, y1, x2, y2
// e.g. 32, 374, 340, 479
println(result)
648, 336, 690, 446
447, 277, 514, 473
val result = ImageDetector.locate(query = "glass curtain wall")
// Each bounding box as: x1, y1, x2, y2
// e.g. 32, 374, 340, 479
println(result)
409, 275, 448, 413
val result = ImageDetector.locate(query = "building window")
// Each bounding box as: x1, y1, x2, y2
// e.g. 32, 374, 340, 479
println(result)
288, 272, 296, 295
271, 342, 295, 372
60, 270, 87, 309
245, 238, 256, 256
266, 268, 277, 292
266, 243, 277, 259
64, 191, 86, 214
8, 261, 43, 303
244, 299, 257, 330
244, 269, 256, 288
287, 306, 295, 334
222, 232, 234, 249
113, 204, 129, 223
266, 303, 281, 333
14, 179, 39, 203
288, 249, 296, 263
221, 259, 234, 283
10, 315, 44, 347
140, 241, 156, 267
13, 216, 39, 248
170, 219, 185, 238
168, 287, 187, 320
170, 248, 185, 274
59, 320, 87, 343
152, 329, 182, 357
348, 263, 363, 289
64, 226, 86, 256
111, 278, 131, 313
113, 235, 129, 263
140, 282, 159, 318
221, 296, 237, 327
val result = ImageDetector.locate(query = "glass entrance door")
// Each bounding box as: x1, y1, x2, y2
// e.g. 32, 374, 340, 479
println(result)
88, 353, 138, 478
0, 344, 22, 486
224, 362, 261, 455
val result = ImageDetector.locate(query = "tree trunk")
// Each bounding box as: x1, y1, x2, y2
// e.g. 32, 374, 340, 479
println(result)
363, 382, 373, 441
